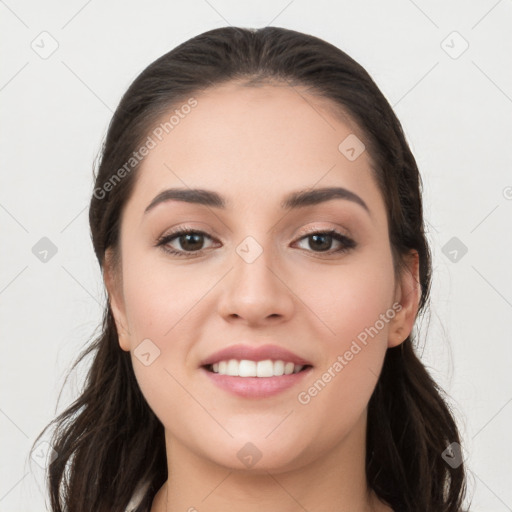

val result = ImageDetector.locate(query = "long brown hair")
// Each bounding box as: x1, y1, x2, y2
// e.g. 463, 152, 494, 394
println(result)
33, 26, 468, 512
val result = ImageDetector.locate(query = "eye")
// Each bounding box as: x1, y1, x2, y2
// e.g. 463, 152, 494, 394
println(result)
156, 228, 218, 257
294, 229, 356, 255
156, 227, 357, 258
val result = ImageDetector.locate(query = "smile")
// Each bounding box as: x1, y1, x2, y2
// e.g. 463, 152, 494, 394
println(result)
206, 359, 307, 377
201, 362, 312, 399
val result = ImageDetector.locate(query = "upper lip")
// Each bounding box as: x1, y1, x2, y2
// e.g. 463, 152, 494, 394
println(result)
200, 344, 313, 367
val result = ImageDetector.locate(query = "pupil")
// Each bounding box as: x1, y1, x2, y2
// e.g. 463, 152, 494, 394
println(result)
181, 233, 203, 251
310, 234, 331, 252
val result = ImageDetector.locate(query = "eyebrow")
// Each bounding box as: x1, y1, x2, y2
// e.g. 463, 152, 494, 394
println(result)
144, 186, 370, 216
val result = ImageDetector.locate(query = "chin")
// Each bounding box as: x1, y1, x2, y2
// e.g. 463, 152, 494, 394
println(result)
196, 433, 313, 474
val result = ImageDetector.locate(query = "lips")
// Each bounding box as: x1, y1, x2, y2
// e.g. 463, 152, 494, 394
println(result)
199, 344, 313, 398
199, 343, 313, 368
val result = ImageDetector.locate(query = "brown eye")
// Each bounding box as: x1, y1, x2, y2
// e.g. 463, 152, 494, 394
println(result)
295, 230, 356, 255
156, 228, 356, 258
175, 232, 205, 251
156, 229, 217, 257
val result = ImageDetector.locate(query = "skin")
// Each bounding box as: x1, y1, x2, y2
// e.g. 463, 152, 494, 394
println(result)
104, 81, 420, 512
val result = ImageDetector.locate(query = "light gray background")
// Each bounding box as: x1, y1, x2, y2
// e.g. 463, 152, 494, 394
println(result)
1, 1, 511, 510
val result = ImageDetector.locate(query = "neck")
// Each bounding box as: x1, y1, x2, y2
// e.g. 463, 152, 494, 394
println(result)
151, 411, 391, 512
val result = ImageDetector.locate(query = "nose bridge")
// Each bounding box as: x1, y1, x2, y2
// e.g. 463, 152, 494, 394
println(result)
216, 232, 294, 323
233, 232, 280, 296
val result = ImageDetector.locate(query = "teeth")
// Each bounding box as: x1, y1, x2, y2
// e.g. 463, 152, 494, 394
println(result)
284, 362, 294, 375
209, 359, 305, 377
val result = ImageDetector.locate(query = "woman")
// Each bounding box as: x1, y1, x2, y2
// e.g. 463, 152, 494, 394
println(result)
34, 26, 468, 512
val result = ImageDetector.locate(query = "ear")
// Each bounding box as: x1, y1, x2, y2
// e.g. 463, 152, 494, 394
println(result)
103, 248, 131, 352
387, 250, 421, 348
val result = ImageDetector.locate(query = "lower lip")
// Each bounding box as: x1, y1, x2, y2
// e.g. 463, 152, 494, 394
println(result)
201, 366, 312, 398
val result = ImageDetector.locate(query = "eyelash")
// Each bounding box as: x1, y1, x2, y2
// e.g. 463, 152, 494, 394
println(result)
155, 226, 357, 258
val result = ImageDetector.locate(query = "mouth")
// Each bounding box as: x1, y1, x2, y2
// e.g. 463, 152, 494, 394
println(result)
200, 357, 313, 398
199, 343, 313, 398
202, 359, 313, 377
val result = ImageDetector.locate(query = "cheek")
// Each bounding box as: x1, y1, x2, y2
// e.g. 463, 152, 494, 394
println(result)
293, 252, 395, 412
298, 251, 396, 348
121, 252, 200, 343
119, 251, 209, 407
121, 257, 198, 428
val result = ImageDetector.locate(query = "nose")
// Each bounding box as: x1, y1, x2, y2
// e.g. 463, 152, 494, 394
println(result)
216, 238, 295, 327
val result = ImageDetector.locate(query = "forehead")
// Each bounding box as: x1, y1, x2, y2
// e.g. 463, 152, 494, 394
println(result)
126, 81, 385, 219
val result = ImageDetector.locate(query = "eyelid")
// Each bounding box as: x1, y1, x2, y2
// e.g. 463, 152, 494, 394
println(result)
296, 223, 352, 238
157, 223, 351, 243
156, 223, 357, 257
156, 225, 219, 248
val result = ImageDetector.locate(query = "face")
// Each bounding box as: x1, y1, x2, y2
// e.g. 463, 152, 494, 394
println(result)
105, 81, 419, 473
